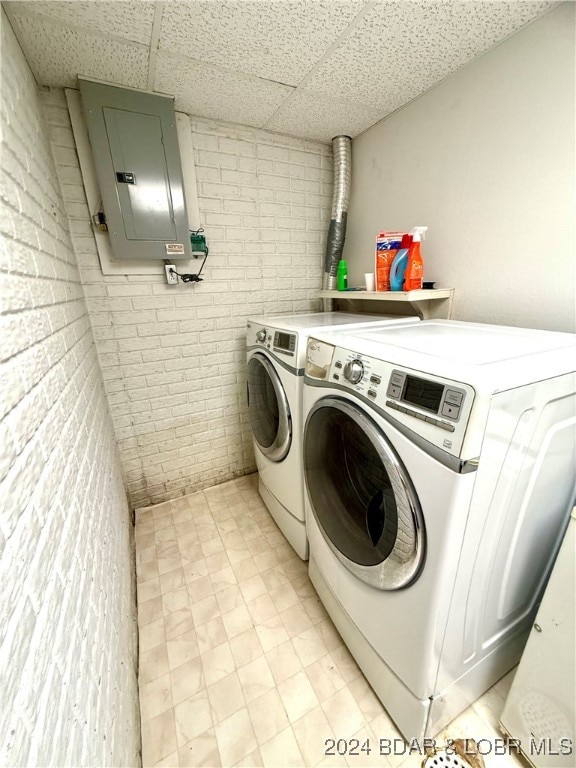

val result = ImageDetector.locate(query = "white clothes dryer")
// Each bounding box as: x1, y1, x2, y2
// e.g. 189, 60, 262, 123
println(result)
302, 320, 576, 740
245, 312, 420, 559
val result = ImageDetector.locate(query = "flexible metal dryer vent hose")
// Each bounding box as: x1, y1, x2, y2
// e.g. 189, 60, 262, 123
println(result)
322, 135, 352, 311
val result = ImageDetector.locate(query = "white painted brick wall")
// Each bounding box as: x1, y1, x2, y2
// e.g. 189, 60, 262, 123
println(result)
0, 13, 140, 767
46, 99, 333, 508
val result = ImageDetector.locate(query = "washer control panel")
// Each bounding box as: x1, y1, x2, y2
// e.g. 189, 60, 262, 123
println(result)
306, 337, 475, 457
385, 369, 467, 427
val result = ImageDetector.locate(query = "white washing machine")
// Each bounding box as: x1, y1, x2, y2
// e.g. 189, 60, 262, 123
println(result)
302, 320, 576, 740
246, 312, 420, 559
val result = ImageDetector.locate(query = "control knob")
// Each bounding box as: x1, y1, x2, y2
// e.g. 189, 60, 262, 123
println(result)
343, 359, 364, 384
256, 329, 267, 342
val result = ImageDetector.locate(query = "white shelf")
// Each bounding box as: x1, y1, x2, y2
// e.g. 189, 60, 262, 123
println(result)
319, 288, 454, 320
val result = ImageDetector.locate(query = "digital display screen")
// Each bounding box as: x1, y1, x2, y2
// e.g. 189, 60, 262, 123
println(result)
403, 375, 444, 413
275, 332, 292, 351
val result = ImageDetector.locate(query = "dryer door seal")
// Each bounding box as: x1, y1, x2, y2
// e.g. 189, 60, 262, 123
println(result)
304, 396, 425, 589
247, 353, 292, 462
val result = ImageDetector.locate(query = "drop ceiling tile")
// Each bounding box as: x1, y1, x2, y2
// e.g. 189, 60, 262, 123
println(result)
154, 51, 294, 129
5, 1, 155, 45
7, 14, 149, 89
303, 1, 555, 110
264, 89, 383, 142
4, 0, 557, 143
158, 0, 366, 86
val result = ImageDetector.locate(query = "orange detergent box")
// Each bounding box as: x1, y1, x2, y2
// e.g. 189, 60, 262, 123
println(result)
375, 231, 403, 291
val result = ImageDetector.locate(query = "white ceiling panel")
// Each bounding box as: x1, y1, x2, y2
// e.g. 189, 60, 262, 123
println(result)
155, 51, 294, 128
159, 0, 367, 86
265, 88, 384, 142
5, 1, 155, 45
303, 1, 556, 110
7, 13, 149, 88
3, 0, 557, 142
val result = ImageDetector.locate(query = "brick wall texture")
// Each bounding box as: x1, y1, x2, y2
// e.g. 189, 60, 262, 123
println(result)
45, 92, 333, 508
0, 13, 140, 767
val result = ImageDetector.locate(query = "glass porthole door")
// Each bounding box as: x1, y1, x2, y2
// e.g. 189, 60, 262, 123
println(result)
304, 397, 425, 589
247, 353, 292, 462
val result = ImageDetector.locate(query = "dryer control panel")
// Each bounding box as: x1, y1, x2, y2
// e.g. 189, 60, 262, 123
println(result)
306, 338, 475, 458
246, 323, 297, 358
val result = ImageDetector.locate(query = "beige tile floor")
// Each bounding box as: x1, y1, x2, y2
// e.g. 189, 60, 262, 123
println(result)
135, 474, 525, 768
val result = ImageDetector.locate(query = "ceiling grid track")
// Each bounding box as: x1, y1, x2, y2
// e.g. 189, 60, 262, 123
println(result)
147, 1, 165, 92
261, 0, 376, 133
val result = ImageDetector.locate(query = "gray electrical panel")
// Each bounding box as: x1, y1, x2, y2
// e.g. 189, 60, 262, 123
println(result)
79, 78, 192, 260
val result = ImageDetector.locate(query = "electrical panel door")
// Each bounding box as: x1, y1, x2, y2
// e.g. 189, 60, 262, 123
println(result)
79, 78, 192, 260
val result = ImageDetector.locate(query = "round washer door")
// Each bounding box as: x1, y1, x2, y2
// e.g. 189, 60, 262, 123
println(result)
304, 396, 425, 589
247, 353, 292, 462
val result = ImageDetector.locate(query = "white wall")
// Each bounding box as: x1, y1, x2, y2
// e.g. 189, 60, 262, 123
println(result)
46, 99, 332, 508
0, 13, 140, 766
343, 3, 575, 332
